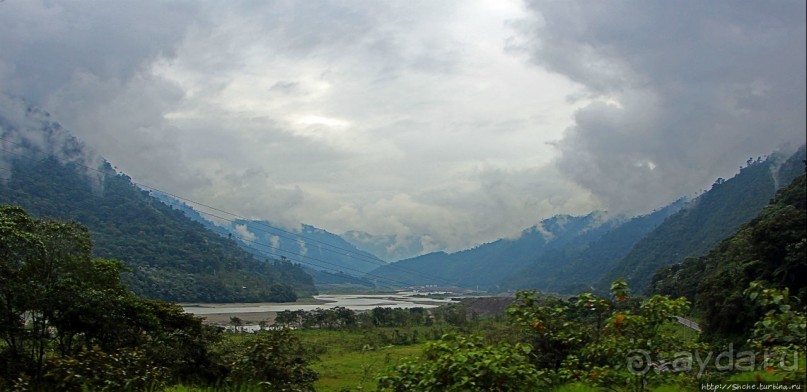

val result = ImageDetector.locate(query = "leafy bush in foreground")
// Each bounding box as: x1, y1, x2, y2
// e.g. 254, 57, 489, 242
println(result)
225, 329, 318, 392
377, 333, 541, 391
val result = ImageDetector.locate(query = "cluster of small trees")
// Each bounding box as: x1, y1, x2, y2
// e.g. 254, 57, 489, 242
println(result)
274, 307, 359, 329
272, 303, 475, 331
7, 201, 800, 391
1, 206, 214, 388
379, 279, 806, 391
0, 206, 317, 391
379, 173, 807, 391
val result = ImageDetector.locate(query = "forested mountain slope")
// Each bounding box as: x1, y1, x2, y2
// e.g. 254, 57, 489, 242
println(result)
0, 103, 315, 302
223, 219, 385, 276
153, 194, 381, 287
370, 200, 683, 293
370, 146, 804, 295
651, 172, 806, 342
369, 212, 620, 289
601, 146, 806, 293
503, 199, 686, 293
0, 158, 316, 302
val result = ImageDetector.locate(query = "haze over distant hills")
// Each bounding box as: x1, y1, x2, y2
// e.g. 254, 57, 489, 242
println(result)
369, 145, 806, 294
0, 99, 315, 302
340, 230, 437, 263
368, 206, 682, 292
222, 220, 386, 275
600, 146, 806, 293
2, 96, 805, 301
152, 193, 386, 288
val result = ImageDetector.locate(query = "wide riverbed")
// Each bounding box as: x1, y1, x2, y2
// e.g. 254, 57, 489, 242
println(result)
181, 292, 458, 327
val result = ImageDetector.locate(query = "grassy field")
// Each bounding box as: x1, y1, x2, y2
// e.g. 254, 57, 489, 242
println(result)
165, 324, 804, 392
164, 309, 804, 392
296, 328, 428, 391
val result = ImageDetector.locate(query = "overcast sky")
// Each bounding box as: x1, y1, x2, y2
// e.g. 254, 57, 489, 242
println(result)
1, 0, 804, 254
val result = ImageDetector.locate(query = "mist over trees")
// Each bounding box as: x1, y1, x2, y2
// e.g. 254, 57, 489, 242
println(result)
0, 157, 314, 302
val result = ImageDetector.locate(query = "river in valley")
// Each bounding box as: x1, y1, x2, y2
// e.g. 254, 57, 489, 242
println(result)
181, 292, 458, 329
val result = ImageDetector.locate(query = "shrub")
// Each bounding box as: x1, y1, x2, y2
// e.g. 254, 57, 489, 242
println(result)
378, 333, 543, 391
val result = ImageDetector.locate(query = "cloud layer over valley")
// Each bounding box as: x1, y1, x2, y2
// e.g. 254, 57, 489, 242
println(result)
1, 1, 804, 256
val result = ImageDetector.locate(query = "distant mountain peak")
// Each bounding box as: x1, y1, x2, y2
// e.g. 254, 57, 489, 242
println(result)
340, 230, 444, 262
0, 95, 107, 189
526, 210, 612, 242
151, 193, 387, 278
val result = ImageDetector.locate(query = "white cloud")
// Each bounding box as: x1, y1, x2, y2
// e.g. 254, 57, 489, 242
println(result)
517, 0, 807, 213
268, 235, 281, 255
233, 224, 256, 242
2, 0, 802, 256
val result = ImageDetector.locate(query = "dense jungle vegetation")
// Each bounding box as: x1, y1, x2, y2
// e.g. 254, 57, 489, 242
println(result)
2, 169, 805, 391
651, 173, 806, 344
0, 158, 315, 302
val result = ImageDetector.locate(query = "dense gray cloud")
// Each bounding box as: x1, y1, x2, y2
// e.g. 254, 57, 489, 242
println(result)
0, 0, 206, 190
0, 1, 196, 100
1, 1, 803, 255
516, 0, 806, 213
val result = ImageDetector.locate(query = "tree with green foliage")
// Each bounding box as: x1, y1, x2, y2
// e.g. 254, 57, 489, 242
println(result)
652, 173, 807, 344
225, 329, 318, 391
0, 205, 131, 380
507, 290, 587, 372
0, 205, 224, 389
745, 282, 806, 382
505, 281, 704, 391
230, 316, 244, 332
378, 333, 542, 391
0, 157, 314, 302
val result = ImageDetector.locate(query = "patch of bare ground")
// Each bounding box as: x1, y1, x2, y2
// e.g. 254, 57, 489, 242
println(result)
459, 297, 514, 318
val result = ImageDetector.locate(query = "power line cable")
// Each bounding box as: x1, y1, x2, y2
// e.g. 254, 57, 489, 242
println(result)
138, 186, 452, 285
149, 186, 388, 267
191, 208, 425, 287
0, 145, 423, 286
2, 136, 402, 269
0, 137, 456, 286
0, 135, 456, 284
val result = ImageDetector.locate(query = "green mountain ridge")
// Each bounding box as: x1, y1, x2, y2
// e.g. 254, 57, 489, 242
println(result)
0, 104, 315, 302
153, 193, 381, 287
368, 146, 805, 297
369, 212, 624, 290
601, 145, 806, 294
503, 199, 687, 293
651, 171, 806, 342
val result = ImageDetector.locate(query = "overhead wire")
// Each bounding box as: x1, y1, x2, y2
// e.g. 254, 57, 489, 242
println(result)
0, 136, 455, 286
146, 185, 389, 267
187, 207, 429, 287
144, 186, 452, 285
0, 144, 431, 287
2, 136, 402, 269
